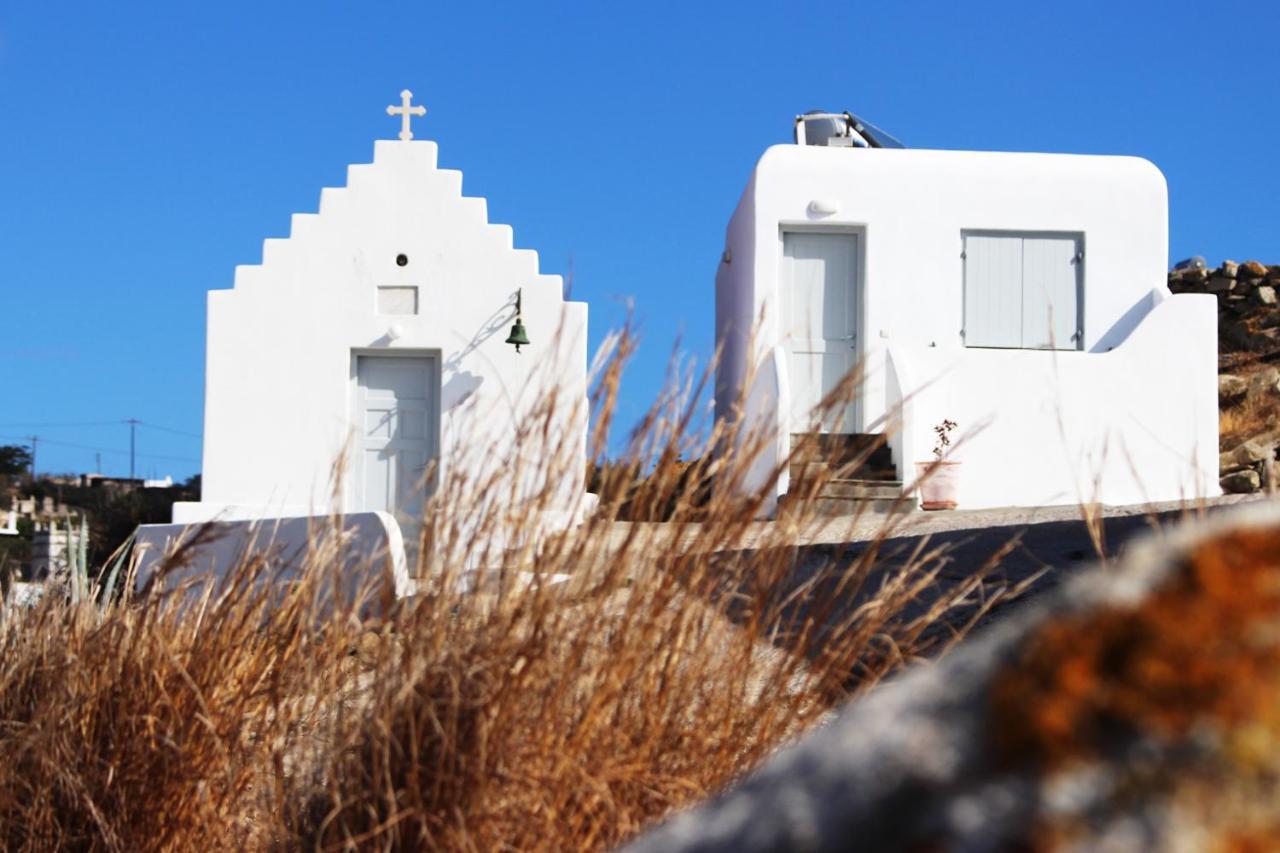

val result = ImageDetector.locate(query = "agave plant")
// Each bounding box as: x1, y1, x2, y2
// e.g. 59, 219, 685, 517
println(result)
51, 514, 91, 604
97, 530, 134, 613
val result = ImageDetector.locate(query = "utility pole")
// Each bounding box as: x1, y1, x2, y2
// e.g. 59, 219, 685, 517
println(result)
28, 435, 37, 486
125, 419, 139, 481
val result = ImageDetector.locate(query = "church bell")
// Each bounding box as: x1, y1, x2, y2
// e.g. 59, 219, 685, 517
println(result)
506, 288, 530, 353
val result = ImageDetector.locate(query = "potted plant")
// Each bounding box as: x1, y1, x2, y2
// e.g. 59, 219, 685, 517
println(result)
916, 419, 960, 510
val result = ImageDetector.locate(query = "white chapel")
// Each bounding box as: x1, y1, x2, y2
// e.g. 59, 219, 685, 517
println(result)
172, 92, 591, 539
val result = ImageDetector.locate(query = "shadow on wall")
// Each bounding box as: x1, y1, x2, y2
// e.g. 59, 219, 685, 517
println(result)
438, 291, 521, 410
1091, 288, 1163, 353
443, 372, 483, 411
443, 292, 518, 375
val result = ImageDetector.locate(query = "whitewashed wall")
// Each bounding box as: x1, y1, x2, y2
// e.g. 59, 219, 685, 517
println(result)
174, 140, 590, 532
716, 146, 1220, 510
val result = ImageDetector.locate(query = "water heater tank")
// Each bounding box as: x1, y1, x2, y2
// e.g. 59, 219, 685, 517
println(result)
796, 111, 851, 147
794, 110, 905, 149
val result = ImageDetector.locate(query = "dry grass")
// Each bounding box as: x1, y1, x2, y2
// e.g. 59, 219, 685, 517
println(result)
1221, 393, 1280, 452
1220, 361, 1280, 451
0, 329, 1024, 851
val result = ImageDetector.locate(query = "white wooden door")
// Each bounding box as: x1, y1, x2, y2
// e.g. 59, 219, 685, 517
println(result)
781, 231, 860, 433
356, 355, 438, 526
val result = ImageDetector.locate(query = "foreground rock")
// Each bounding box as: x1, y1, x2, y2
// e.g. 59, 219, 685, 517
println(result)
625, 503, 1280, 852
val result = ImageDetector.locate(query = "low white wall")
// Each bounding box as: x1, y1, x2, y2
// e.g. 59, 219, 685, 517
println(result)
133, 511, 410, 618
713, 175, 758, 427
892, 292, 1220, 508
733, 345, 789, 517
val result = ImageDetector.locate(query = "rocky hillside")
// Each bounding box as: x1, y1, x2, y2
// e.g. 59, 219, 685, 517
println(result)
1168, 259, 1280, 358
1170, 259, 1280, 495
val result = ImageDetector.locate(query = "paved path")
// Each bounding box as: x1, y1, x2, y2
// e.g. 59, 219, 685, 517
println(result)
605, 495, 1270, 667
607, 494, 1264, 554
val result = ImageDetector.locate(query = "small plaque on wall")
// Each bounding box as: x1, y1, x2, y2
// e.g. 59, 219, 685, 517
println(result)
377, 286, 418, 315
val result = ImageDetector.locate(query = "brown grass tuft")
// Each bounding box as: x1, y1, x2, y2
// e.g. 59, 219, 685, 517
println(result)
0, 327, 1021, 850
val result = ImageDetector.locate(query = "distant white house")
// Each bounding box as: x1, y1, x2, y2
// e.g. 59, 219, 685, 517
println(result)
31, 518, 88, 581
715, 111, 1219, 514
173, 93, 591, 545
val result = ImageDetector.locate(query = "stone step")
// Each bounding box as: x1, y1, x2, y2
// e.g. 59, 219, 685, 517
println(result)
791, 432, 887, 451
780, 478, 907, 517
791, 432, 891, 460
819, 479, 904, 500
778, 493, 907, 518
791, 461, 899, 483
791, 451, 895, 473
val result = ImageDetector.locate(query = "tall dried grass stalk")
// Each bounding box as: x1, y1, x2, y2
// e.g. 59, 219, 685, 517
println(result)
0, 327, 1020, 851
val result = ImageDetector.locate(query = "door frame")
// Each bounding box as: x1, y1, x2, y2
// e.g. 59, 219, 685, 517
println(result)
348, 349, 443, 516
776, 224, 867, 434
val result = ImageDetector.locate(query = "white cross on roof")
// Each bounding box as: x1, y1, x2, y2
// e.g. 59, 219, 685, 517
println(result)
386, 89, 426, 141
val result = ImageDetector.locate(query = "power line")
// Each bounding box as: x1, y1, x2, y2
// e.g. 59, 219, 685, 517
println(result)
0, 419, 202, 440
0, 434, 198, 465
133, 420, 202, 439
0, 418, 202, 476
0, 420, 122, 429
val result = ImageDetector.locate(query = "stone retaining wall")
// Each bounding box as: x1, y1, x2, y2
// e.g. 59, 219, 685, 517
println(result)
1173, 259, 1280, 495
1169, 258, 1280, 353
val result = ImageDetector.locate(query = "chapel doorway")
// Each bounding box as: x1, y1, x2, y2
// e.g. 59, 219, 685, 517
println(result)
781, 230, 861, 433
354, 354, 440, 529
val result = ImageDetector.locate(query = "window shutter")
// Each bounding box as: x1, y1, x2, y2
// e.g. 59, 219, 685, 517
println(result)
1022, 236, 1081, 349
964, 232, 1082, 351
963, 234, 1024, 348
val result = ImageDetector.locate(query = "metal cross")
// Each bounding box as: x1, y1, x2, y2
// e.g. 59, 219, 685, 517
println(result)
386, 89, 426, 141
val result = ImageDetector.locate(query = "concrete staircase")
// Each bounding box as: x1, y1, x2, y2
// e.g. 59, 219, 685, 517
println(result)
781, 433, 905, 516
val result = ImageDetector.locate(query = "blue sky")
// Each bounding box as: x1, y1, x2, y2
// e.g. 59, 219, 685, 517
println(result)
1, 0, 1276, 480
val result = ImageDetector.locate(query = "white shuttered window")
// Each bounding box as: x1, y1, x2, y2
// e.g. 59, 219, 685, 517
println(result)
963, 231, 1082, 350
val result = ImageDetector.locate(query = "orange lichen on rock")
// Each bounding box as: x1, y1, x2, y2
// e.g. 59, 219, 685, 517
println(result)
1219, 830, 1280, 853
990, 528, 1280, 769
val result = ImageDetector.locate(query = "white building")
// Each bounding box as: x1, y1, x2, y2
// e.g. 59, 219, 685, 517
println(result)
715, 112, 1219, 514
31, 518, 88, 581
173, 93, 591, 544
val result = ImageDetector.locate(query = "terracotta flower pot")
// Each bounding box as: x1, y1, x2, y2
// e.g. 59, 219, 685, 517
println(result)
915, 460, 961, 510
